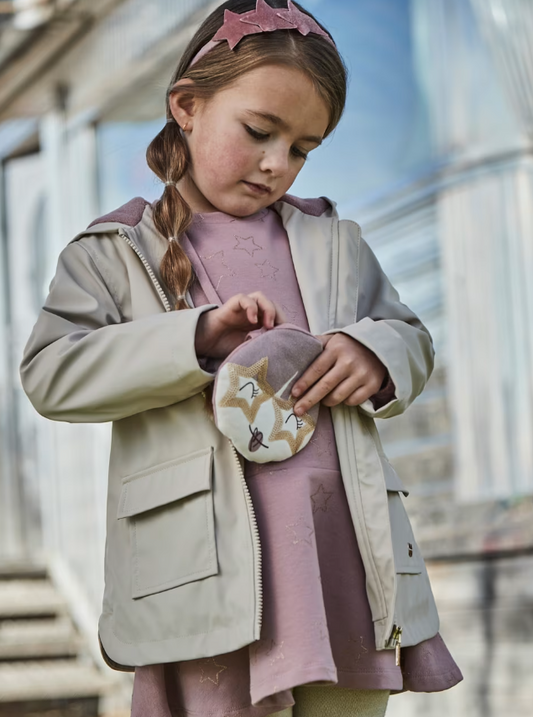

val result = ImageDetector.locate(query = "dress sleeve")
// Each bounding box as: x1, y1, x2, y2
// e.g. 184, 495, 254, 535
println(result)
324, 236, 435, 419
20, 239, 216, 423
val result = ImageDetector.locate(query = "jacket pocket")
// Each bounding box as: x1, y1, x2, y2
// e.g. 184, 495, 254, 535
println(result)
384, 468, 422, 574
117, 447, 217, 599
386, 477, 441, 644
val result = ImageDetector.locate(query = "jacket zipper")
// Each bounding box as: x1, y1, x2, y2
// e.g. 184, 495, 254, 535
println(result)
387, 624, 403, 665
330, 222, 401, 653
118, 231, 172, 313
229, 441, 263, 639
119, 229, 263, 636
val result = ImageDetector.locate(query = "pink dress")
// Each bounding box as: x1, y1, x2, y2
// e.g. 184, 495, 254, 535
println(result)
131, 208, 462, 716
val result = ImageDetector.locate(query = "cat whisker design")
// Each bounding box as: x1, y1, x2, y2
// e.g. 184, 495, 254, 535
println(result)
239, 381, 260, 399
285, 412, 304, 430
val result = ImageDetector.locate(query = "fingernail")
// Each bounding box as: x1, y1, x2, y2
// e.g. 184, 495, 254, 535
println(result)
294, 406, 303, 416
292, 387, 301, 397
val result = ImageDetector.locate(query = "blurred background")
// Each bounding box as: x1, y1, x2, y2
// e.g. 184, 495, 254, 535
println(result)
0, 0, 532, 715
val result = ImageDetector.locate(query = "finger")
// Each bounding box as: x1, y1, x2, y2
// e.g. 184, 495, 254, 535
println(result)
293, 366, 347, 415
234, 295, 259, 325
274, 302, 287, 325
291, 351, 337, 398
342, 385, 375, 407
321, 376, 365, 407
254, 295, 277, 329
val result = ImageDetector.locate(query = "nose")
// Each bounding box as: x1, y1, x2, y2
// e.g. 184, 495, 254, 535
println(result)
258, 144, 290, 177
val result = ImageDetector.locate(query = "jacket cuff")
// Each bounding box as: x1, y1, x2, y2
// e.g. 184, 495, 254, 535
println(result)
369, 372, 397, 410
168, 304, 218, 393
325, 316, 412, 405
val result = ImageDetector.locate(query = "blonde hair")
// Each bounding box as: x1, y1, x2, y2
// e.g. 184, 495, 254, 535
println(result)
146, 0, 347, 310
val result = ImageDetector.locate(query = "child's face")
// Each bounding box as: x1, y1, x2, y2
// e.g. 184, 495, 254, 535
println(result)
171, 65, 330, 216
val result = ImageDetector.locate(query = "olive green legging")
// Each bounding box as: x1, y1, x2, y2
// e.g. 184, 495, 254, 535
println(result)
269, 687, 389, 717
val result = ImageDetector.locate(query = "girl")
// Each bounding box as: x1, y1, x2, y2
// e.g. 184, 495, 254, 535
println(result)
21, 1, 462, 715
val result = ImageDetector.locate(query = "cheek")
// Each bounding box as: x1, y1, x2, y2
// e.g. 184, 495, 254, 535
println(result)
195, 130, 252, 183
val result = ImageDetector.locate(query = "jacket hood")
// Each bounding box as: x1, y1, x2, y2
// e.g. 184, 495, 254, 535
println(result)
74, 195, 338, 307
86, 194, 336, 233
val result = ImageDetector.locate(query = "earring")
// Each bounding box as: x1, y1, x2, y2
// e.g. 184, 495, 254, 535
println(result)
182, 122, 190, 132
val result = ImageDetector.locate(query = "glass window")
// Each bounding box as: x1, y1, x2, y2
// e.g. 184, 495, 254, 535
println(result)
292, 0, 433, 214
96, 119, 164, 214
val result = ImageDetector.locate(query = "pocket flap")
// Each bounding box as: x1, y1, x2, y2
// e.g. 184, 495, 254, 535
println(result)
382, 456, 409, 496
117, 448, 213, 519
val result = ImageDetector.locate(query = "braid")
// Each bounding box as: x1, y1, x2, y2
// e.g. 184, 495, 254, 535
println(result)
146, 120, 194, 311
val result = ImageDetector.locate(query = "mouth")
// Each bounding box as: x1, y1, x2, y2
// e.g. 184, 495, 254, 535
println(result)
242, 181, 273, 196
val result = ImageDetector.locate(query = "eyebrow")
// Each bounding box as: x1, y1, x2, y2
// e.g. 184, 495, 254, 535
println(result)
245, 110, 323, 145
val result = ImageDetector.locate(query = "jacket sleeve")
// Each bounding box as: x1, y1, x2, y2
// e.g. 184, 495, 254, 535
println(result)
325, 236, 435, 419
20, 240, 216, 423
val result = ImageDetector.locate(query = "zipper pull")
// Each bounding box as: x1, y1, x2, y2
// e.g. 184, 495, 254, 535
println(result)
388, 624, 403, 666
395, 626, 403, 666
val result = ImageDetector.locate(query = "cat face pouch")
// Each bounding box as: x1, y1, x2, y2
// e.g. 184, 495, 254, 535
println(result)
213, 325, 323, 463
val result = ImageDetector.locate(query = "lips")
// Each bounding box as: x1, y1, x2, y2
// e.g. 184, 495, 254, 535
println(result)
242, 180, 273, 196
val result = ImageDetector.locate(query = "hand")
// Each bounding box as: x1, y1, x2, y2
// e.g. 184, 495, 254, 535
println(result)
291, 333, 387, 415
195, 292, 286, 359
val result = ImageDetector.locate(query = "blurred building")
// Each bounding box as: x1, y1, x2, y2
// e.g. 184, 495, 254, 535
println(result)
0, 1, 532, 715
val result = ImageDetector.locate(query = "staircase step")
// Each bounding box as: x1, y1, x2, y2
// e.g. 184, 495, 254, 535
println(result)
0, 581, 65, 618
0, 618, 80, 659
0, 563, 47, 581
0, 696, 99, 717
0, 660, 109, 702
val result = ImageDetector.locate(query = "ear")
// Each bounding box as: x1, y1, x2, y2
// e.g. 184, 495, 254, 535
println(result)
169, 79, 203, 130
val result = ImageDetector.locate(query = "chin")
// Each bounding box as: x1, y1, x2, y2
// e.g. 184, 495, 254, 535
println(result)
217, 198, 272, 218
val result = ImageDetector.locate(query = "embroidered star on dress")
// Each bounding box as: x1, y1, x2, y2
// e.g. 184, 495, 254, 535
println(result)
199, 658, 228, 686
312, 618, 329, 642
311, 483, 334, 513
266, 640, 285, 666
310, 434, 334, 459
255, 259, 279, 279
286, 516, 315, 546
234, 234, 263, 256
281, 303, 298, 322
202, 249, 236, 290
342, 635, 369, 666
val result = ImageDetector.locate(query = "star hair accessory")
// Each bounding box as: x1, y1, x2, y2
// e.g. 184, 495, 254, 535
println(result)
189, 0, 335, 68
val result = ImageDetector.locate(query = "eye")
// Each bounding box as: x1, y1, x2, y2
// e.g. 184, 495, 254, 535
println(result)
285, 412, 304, 430
245, 125, 269, 141
239, 381, 260, 399
291, 146, 309, 161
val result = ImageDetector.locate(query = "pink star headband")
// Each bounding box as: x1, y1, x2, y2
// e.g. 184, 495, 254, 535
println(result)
189, 0, 335, 68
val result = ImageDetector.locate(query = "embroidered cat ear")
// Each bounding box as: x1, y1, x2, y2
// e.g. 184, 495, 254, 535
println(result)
213, 325, 323, 463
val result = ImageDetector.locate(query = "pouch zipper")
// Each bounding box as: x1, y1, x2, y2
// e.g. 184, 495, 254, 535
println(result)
229, 441, 263, 638
118, 231, 172, 313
